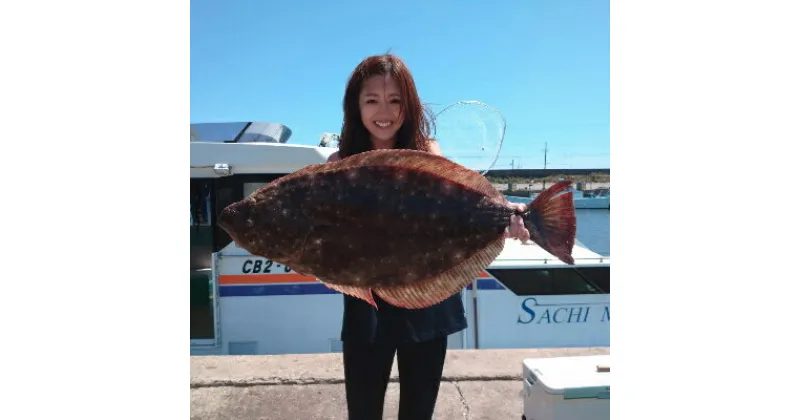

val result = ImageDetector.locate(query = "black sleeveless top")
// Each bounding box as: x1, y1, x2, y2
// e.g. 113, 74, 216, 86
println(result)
340, 292, 467, 345
336, 146, 467, 344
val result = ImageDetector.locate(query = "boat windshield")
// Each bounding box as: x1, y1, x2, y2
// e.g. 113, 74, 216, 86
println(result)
190, 122, 292, 143
191, 122, 248, 142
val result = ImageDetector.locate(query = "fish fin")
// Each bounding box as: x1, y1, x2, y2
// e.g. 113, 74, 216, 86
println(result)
374, 236, 505, 309
322, 283, 377, 309
329, 149, 505, 200
523, 180, 577, 265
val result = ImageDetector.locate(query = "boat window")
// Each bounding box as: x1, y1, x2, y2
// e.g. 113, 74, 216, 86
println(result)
191, 179, 212, 227
190, 122, 249, 143
210, 176, 241, 252
190, 122, 293, 143
190, 269, 215, 341
242, 180, 286, 197
191, 179, 217, 343
244, 182, 266, 197
237, 122, 292, 143
487, 266, 610, 296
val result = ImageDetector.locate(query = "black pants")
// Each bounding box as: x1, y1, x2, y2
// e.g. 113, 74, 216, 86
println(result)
342, 336, 448, 420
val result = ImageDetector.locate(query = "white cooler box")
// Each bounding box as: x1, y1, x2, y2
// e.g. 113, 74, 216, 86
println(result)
522, 355, 610, 420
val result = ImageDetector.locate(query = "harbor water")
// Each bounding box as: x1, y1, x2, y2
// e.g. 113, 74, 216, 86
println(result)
505, 195, 610, 257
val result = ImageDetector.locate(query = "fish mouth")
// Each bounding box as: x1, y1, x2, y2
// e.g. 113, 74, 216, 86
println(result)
216, 206, 235, 236
217, 203, 246, 237
216, 200, 260, 252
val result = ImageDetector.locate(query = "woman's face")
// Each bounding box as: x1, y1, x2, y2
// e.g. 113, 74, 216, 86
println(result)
359, 74, 404, 148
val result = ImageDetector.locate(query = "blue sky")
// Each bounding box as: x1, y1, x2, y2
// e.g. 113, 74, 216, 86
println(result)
191, 0, 609, 170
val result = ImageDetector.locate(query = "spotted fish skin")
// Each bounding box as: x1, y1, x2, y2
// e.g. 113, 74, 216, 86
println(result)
218, 149, 576, 309
215, 183, 315, 264
289, 168, 511, 289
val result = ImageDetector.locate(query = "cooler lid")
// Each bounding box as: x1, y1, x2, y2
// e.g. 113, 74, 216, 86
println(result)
523, 355, 610, 399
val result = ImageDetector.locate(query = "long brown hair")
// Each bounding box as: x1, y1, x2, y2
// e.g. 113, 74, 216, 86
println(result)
338, 54, 436, 158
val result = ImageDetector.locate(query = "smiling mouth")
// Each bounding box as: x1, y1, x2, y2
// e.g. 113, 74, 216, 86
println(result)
374, 120, 393, 128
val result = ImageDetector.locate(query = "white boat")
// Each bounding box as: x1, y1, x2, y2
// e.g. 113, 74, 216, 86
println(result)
574, 188, 610, 209
529, 187, 610, 210
190, 122, 610, 356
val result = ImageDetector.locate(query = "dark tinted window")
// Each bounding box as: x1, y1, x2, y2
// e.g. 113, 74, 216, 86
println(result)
190, 178, 217, 341
487, 267, 609, 295
190, 122, 292, 143
191, 122, 249, 143
190, 270, 215, 340
191, 178, 214, 270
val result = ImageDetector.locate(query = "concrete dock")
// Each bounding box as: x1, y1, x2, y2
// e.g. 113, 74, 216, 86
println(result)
191, 346, 610, 420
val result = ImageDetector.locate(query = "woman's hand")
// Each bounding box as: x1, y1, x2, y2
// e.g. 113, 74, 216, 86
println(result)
505, 203, 531, 242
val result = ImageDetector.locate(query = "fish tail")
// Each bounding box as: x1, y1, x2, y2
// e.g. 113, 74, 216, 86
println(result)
522, 180, 577, 265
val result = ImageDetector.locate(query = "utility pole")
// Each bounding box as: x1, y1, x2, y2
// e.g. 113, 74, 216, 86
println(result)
542, 142, 548, 191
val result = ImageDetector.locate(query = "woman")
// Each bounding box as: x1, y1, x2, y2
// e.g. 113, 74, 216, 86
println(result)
328, 53, 530, 420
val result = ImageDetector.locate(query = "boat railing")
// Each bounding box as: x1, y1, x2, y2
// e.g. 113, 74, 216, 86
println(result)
491, 255, 610, 268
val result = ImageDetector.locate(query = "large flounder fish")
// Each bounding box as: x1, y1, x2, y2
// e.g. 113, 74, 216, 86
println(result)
217, 149, 576, 310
